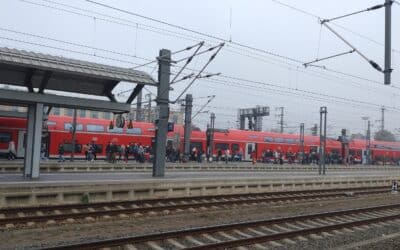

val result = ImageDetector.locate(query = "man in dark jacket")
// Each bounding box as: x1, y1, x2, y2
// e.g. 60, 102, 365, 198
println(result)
58, 144, 65, 162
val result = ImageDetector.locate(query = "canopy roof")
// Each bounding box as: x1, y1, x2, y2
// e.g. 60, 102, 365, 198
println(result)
0, 47, 155, 97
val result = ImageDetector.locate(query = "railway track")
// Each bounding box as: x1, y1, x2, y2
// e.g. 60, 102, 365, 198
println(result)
41, 203, 400, 250
0, 186, 390, 228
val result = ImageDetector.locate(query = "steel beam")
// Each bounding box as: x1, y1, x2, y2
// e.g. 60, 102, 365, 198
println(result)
126, 84, 144, 104
24, 68, 35, 93
38, 71, 52, 94
319, 107, 327, 175
384, 0, 392, 85
183, 94, 193, 160
0, 89, 130, 113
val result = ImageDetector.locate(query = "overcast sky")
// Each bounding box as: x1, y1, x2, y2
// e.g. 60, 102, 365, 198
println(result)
1, 0, 399, 137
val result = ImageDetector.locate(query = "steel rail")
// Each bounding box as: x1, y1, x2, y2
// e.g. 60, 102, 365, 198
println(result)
0, 185, 388, 214
40, 203, 400, 250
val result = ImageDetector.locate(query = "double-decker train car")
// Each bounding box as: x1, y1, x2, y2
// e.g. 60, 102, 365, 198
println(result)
1, 115, 400, 163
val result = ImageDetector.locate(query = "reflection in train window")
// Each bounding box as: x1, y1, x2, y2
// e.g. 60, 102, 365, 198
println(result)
215, 143, 229, 151
87, 124, 105, 132
231, 143, 239, 152
264, 137, 273, 142
64, 123, 83, 131
60, 143, 82, 153
127, 128, 142, 135
108, 127, 123, 134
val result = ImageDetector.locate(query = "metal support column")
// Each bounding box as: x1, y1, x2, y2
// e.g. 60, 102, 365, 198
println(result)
146, 93, 152, 122
183, 94, 193, 161
209, 113, 215, 161
366, 120, 371, 164
384, 0, 392, 85
152, 49, 171, 177
300, 123, 305, 164
24, 103, 44, 178
70, 108, 77, 161
319, 107, 327, 175
136, 90, 143, 121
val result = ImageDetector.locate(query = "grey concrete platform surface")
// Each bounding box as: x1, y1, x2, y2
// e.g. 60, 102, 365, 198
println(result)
1, 170, 400, 186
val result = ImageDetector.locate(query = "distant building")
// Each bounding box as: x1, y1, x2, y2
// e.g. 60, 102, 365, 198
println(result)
129, 107, 184, 125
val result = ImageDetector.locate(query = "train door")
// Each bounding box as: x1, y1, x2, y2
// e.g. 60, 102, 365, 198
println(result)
245, 142, 256, 160
17, 130, 26, 157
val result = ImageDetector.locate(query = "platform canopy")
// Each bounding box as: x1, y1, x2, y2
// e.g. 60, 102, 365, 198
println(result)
0, 47, 157, 179
0, 47, 156, 110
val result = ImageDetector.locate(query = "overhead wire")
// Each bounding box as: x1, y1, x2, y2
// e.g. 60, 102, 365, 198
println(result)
10, 0, 400, 128
5, 23, 393, 98
19, 0, 398, 91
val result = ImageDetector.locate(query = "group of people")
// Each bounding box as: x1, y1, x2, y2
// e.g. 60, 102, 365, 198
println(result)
82, 142, 98, 162
259, 149, 362, 165
105, 142, 150, 163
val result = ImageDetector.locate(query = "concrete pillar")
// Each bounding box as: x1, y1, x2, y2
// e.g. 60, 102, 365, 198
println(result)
24, 103, 43, 179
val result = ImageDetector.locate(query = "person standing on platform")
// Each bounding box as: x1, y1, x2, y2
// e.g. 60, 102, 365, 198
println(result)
83, 143, 89, 161
58, 144, 65, 162
251, 150, 257, 165
124, 144, 129, 163
90, 141, 97, 161
197, 149, 202, 163
225, 148, 230, 164
7, 140, 16, 160
40, 143, 48, 161
217, 149, 222, 162
106, 142, 112, 163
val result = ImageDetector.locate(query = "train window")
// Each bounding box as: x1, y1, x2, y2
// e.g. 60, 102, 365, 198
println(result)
64, 123, 83, 131
52, 107, 60, 116
215, 143, 229, 150
90, 111, 99, 119
46, 121, 56, 126
60, 143, 82, 153
264, 137, 273, 142
65, 109, 73, 116
127, 128, 142, 135
87, 124, 105, 132
285, 138, 295, 144
103, 112, 111, 120
79, 109, 86, 118
108, 127, 123, 134
231, 143, 239, 152
274, 138, 284, 143
0, 132, 11, 143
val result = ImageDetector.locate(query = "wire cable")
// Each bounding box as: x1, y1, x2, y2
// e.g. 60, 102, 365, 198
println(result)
19, 0, 395, 88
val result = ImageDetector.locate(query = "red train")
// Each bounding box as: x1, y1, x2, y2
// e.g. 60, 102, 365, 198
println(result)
1, 115, 400, 163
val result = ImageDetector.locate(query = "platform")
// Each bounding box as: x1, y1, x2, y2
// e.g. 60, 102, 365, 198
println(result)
0, 169, 399, 208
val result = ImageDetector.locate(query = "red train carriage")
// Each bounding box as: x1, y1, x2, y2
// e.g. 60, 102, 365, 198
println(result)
1, 115, 400, 163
